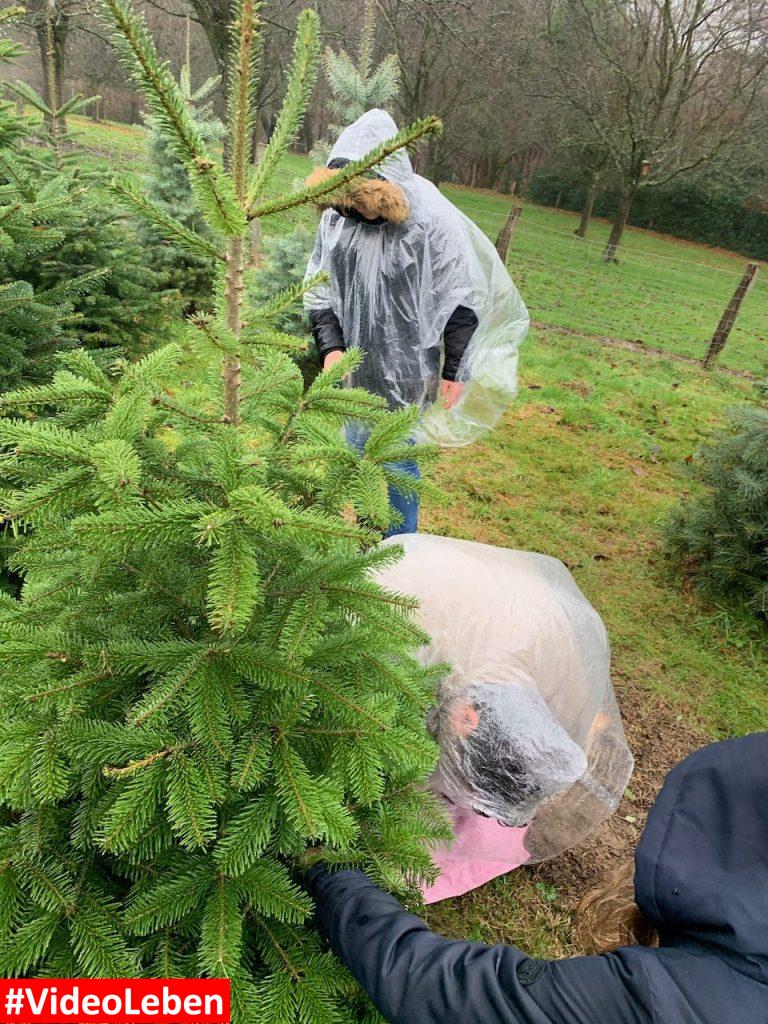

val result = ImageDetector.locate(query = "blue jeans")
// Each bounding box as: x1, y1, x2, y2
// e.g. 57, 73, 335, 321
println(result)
346, 424, 420, 538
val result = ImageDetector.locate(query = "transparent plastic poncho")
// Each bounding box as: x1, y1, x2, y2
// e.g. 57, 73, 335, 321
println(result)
376, 534, 634, 863
304, 110, 530, 447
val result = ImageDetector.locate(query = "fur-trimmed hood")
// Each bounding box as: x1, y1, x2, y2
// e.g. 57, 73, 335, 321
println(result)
305, 165, 410, 224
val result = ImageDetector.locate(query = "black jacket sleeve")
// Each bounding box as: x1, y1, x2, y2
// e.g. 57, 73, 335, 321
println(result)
309, 307, 345, 365
442, 304, 478, 382
309, 868, 654, 1024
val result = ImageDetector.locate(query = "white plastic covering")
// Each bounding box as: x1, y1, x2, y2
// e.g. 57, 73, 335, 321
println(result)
305, 110, 530, 447
375, 534, 634, 862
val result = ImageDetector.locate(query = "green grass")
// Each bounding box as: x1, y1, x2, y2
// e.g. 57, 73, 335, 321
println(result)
66, 117, 768, 956
444, 185, 768, 375
66, 116, 318, 239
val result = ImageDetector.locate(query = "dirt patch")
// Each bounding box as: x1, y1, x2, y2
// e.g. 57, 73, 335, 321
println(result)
528, 680, 707, 902
561, 379, 593, 397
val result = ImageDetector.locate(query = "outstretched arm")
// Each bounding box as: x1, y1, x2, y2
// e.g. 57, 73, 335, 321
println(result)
309, 867, 654, 1024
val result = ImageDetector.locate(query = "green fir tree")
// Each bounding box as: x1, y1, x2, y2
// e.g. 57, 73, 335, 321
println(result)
25, 190, 176, 356
667, 382, 768, 621
0, 5, 102, 389
311, 0, 399, 165
0, 1, 445, 1018
0, 3, 174, 378
0, 163, 98, 388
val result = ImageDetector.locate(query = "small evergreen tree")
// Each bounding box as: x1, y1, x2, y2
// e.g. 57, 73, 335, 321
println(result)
141, 35, 224, 309
0, 4, 174, 376
26, 190, 175, 355
0, 5, 100, 389
311, 0, 399, 165
667, 383, 768, 621
0, 1, 445, 1017
0, 163, 98, 388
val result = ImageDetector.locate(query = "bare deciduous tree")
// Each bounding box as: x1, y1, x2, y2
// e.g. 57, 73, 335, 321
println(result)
540, 0, 768, 260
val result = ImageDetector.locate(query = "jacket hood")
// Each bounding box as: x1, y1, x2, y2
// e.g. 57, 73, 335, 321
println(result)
635, 732, 768, 978
328, 108, 414, 187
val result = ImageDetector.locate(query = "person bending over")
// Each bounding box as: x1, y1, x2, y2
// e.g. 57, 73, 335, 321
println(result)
308, 733, 768, 1024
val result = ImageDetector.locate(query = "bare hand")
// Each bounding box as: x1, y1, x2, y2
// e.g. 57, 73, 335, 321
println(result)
440, 379, 464, 409
323, 350, 345, 371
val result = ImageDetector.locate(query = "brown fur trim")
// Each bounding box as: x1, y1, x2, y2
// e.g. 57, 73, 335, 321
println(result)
305, 166, 336, 190
305, 167, 410, 223
348, 179, 410, 223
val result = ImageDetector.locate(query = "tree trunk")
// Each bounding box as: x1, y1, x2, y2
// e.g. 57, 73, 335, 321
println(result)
194, 1, 231, 79
575, 183, 597, 238
35, 10, 69, 137
603, 188, 635, 262
424, 138, 446, 186
222, 236, 244, 425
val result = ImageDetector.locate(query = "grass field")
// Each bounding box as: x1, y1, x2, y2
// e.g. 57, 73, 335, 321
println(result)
69, 116, 768, 956
446, 185, 768, 375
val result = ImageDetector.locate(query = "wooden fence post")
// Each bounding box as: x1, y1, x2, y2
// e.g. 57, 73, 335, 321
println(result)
703, 262, 759, 369
495, 205, 522, 264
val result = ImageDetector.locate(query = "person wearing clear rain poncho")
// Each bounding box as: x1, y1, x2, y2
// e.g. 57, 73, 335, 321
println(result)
373, 534, 634, 903
304, 109, 529, 536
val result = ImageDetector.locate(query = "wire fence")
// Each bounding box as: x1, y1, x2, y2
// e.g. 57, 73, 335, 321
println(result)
453, 195, 768, 377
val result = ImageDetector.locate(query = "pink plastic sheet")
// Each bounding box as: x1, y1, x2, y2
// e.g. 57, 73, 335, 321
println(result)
423, 804, 531, 903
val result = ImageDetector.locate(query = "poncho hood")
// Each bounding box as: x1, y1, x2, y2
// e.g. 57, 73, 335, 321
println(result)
634, 732, 768, 980
329, 108, 414, 187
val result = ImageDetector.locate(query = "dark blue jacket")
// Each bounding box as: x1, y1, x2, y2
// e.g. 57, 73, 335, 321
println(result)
311, 733, 768, 1024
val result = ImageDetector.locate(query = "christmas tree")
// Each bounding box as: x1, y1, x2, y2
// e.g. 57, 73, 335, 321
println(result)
141, 23, 224, 310
0, 4, 97, 389
667, 382, 768, 621
25, 188, 176, 356
311, 0, 399, 165
0, 3, 173, 380
0, 162, 92, 389
0, 1, 446, 1018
